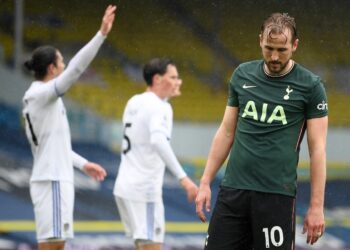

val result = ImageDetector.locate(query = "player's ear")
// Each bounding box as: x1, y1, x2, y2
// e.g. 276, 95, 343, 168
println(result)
47, 63, 56, 76
153, 74, 161, 85
292, 39, 299, 52
259, 33, 263, 47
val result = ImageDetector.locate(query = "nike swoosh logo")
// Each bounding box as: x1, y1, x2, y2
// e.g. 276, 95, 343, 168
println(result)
243, 84, 257, 89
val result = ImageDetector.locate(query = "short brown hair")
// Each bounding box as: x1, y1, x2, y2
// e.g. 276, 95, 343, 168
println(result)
261, 13, 297, 43
143, 58, 175, 86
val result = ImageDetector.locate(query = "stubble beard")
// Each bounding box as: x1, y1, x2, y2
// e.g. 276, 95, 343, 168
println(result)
265, 59, 290, 76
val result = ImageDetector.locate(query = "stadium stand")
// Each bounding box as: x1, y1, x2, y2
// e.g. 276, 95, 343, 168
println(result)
0, 0, 345, 125
1, 0, 345, 125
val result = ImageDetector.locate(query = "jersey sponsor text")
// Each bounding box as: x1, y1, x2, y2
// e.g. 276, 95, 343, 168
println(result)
242, 100, 287, 125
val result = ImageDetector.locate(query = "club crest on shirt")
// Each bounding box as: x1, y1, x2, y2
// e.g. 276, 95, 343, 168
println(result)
161, 115, 168, 128
283, 86, 293, 100
155, 227, 162, 235
64, 223, 70, 232
128, 108, 137, 115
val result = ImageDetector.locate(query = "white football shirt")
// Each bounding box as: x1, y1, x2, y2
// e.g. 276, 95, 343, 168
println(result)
114, 92, 186, 202
22, 31, 106, 182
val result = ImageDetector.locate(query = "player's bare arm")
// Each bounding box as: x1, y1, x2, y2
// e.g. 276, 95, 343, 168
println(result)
195, 106, 238, 222
303, 116, 328, 245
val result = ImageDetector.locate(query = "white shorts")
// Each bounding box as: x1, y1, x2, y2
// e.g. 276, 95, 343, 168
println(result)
115, 196, 165, 243
30, 181, 74, 242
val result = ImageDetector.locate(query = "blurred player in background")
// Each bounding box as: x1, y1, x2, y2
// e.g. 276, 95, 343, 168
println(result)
114, 58, 198, 250
22, 5, 116, 250
196, 13, 328, 249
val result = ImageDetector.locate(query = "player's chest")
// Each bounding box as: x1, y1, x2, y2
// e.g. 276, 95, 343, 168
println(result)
235, 78, 307, 124
238, 76, 307, 104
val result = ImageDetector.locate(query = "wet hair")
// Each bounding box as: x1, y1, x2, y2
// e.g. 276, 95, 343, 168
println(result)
261, 13, 297, 44
143, 58, 175, 86
24, 45, 57, 80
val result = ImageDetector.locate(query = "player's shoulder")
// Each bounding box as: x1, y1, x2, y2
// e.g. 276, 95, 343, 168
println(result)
128, 92, 160, 105
294, 63, 320, 79
23, 81, 47, 98
239, 60, 261, 69
236, 60, 261, 72
127, 92, 167, 112
293, 63, 323, 87
229, 60, 262, 83
231, 60, 262, 77
24, 81, 39, 93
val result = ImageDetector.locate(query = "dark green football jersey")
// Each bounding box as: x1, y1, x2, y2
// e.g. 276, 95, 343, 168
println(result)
223, 60, 328, 197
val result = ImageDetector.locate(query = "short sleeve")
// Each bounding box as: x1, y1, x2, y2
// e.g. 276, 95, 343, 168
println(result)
306, 79, 328, 119
227, 68, 239, 107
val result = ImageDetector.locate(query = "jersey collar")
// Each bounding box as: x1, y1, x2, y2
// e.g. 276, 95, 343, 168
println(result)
262, 60, 295, 78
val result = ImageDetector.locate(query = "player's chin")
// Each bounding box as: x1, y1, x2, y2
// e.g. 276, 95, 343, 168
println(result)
267, 64, 281, 71
172, 91, 181, 97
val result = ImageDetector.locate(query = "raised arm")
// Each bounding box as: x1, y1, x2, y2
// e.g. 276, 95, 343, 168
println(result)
54, 5, 117, 96
303, 116, 328, 245
195, 106, 238, 222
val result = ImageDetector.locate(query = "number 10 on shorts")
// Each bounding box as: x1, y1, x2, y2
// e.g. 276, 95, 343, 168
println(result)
262, 226, 284, 248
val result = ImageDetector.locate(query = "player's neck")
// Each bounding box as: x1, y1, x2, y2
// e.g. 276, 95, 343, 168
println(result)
147, 87, 167, 100
41, 73, 55, 83
264, 60, 295, 77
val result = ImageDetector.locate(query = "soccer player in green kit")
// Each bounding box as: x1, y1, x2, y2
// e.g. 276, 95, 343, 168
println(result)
196, 13, 328, 249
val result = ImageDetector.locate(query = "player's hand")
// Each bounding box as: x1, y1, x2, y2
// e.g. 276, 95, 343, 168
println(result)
195, 182, 211, 223
180, 177, 198, 203
100, 5, 117, 36
83, 162, 107, 181
302, 206, 325, 245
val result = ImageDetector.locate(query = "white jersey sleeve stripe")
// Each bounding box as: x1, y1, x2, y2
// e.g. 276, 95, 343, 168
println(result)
54, 80, 64, 97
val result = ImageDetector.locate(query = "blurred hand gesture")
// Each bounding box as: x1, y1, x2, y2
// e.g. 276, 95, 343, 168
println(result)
195, 182, 211, 222
180, 177, 198, 203
302, 206, 325, 245
100, 5, 117, 36
83, 162, 107, 181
